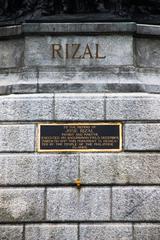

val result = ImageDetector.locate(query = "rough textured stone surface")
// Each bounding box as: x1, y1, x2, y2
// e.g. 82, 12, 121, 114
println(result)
0, 188, 44, 222
47, 188, 110, 221
0, 39, 23, 68
25, 225, 78, 240
0, 154, 79, 185
0, 94, 54, 121
112, 187, 160, 221
125, 124, 160, 151
24, 36, 133, 67
134, 224, 160, 240
0, 125, 35, 152
136, 38, 160, 68
80, 153, 160, 184
105, 93, 160, 120
0, 225, 23, 240
80, 224, 132, 240
55, 93, 105, 120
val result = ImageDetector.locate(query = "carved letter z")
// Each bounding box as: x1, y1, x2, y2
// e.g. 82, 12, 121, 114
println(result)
72, 44, 81, 59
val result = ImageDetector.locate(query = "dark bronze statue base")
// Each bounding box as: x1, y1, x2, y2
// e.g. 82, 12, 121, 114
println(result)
0, 1, 160, 26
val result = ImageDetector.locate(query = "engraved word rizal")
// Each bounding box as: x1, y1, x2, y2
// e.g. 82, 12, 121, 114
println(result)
52, 43, 106, 60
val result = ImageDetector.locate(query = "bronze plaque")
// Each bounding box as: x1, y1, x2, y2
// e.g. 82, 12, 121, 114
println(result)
37, 122, 122, 153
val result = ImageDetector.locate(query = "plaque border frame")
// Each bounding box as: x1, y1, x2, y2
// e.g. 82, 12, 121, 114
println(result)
37, 122, 123, 153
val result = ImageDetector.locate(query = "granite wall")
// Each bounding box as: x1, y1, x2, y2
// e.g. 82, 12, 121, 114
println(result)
0, 23, 160, 240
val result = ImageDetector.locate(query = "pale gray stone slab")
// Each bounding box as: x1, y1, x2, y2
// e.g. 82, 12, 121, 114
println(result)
136, 38, 160, 68
0, 225, 23, 240
0, 94, 54, 121
79, 188, 110, 221
47, 188, 111, 221
37, 154, 79, 185
24, 36, 133, 67
0, 39, 24, 68
55, 93, 105, 120
47, 188, 78, 221
0, 188, 44, 222
0, 125, 35, 152
134, 224, 160, 240
112, 187, 160, 221
0, 154, 79, 185
25, 225, 78, 240
80, 224, 132, 240
80, 153, 160, 184
125, 124, 160, 151
105, 93, 160, 120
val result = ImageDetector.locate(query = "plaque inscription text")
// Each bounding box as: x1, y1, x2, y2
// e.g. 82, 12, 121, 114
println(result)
38, 122, 122, 153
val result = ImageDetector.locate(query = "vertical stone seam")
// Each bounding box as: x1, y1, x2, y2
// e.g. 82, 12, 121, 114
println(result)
44, 187, 47, 221
110, 186, 113, 221
23, 224, 25, 240
78, 223, 80, 240
4, 156, 7, 184
132, 223, 135, 240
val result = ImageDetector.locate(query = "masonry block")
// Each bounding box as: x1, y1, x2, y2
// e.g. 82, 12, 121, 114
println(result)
0, 225, 23, 240
0, 125, 35, 152
0, 188, 45, 222
136, 38, 160, 68
47, 188, 111, 221
125, 124, 160, 151
134, 224, 160, 240
24, 36, 133, 67
80, 224, 133, 240
0, 154, 79, 185
105, 93, 160, 120
112, 187, 160, 221
0, 94, 54, 121
0, 39, 23, 68
55, 93, 105, 120
80, 153, 160, 184
25, 225, 78, 240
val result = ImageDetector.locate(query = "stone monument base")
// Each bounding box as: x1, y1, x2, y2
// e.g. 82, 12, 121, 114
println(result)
0, 23, 160, 240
